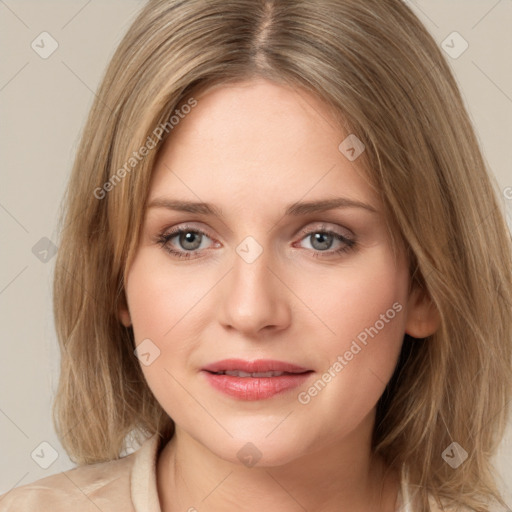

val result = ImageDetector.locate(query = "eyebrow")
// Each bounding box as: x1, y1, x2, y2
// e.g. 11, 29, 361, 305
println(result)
147, 197, 378, 216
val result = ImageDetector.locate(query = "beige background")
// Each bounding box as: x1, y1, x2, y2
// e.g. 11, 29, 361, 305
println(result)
1, 0, 511, 503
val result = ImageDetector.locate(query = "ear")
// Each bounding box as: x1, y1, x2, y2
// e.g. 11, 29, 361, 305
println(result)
118, 293, 132, 327
404, 285, 441, 338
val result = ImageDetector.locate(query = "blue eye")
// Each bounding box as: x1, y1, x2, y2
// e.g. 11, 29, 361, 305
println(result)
156, 226, 214, 259
156, 224, 357, 260
298, 231, 356, 258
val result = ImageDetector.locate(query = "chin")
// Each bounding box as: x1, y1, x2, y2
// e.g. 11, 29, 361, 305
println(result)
211, 428, 313, 468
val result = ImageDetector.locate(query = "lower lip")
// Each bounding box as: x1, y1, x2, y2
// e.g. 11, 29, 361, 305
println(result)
202, 371, 313, 400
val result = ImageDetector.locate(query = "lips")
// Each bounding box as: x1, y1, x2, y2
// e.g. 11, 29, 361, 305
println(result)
201, 359, 313, 400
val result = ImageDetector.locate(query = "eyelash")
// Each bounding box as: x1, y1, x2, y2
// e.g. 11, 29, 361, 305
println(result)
155, 223, 357, 260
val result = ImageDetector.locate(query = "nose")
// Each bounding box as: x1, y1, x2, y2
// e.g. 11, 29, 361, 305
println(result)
217, 244, 292, 338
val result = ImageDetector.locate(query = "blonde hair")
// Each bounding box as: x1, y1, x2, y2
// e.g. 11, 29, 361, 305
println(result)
52, 0, 512, 510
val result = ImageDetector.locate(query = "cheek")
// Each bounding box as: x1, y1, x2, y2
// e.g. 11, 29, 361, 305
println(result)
295, 244, 409, 347
124, 247, 222, 380
293, 246, 409, 415
124, 251, 206, 415
125, 250, 206, 341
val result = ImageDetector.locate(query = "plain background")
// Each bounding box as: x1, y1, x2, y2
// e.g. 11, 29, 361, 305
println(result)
1, 0, 511, 503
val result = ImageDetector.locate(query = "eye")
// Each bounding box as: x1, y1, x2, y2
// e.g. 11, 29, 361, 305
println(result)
294, 225, 356, 258
156, 224, 217, 259
155, 223, 357, 260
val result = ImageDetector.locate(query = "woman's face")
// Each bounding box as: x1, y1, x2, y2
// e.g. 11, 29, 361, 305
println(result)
121, 78, 436, 466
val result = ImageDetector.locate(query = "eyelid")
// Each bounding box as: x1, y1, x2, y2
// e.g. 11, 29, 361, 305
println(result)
296, 221, 354, 240
161, 222, 217, 241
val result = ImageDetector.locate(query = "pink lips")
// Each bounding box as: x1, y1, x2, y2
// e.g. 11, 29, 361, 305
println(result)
201, 358, 313, 401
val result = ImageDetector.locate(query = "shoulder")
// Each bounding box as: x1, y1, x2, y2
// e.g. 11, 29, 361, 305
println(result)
0, 451, 137, 512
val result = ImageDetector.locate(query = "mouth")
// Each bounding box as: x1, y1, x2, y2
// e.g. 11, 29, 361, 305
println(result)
201, 359, 314, 400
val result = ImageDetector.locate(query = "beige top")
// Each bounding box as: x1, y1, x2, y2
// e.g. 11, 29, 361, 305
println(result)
0, 434, 442, 511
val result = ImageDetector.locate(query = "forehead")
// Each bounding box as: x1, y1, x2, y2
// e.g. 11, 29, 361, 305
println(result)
149, 78, 380, 213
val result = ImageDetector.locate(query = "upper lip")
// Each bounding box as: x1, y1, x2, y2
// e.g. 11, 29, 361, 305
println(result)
202, 359, 311, 374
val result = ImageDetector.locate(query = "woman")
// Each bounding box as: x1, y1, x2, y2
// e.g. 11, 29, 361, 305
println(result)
1, 0, 510, 510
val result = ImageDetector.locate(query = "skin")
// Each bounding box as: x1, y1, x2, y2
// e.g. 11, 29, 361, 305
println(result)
119, 78, 440, 512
